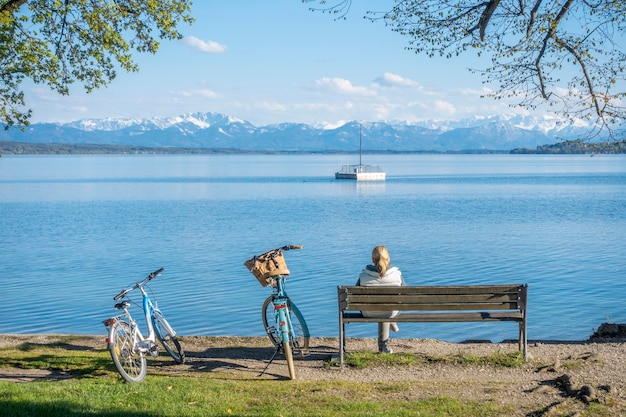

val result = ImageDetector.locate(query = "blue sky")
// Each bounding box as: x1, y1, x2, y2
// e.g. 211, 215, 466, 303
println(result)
26, 1, 535, 127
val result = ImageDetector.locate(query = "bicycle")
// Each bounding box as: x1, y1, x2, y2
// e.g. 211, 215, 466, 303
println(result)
244, 245, 310, 380
103, 267, 185, 383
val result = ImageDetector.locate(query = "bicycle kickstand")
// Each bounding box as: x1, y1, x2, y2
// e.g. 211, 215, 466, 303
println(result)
258, 345, 282, 377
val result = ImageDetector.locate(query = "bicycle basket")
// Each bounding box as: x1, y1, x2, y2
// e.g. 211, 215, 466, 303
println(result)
244, 249, 290, 286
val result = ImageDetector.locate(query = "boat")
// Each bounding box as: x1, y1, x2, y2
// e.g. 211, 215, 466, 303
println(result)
335, 124, 386, 181
335, 163, 386, 181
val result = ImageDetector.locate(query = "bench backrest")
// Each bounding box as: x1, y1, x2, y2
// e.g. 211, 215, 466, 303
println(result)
338, 284, 527, 313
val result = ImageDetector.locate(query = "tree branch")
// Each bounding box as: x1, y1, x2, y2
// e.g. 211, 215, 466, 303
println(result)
552, 33, 602, 118
534, 0, 574, 99
526, 0, 543, 38
478, 0, 500, 41
1, 0, 27, 12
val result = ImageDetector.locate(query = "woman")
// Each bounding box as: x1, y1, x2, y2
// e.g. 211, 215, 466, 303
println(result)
356, 245, 404, 353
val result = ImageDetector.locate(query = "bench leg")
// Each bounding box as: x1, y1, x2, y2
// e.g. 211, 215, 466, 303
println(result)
339, 314, 345, 366
522, 318, 528, 361
519, 320, 528, 361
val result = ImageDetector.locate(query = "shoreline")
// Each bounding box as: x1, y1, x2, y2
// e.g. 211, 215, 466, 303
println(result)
2, 334, 625, 416
1, 332, 624, 345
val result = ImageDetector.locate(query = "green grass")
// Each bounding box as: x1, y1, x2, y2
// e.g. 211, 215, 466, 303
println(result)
0, 377, 510, 417
0, 337, 112, 377
338, 349, 525, 369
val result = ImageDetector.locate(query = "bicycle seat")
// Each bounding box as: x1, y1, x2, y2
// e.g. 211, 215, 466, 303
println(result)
114, 301, 131, 310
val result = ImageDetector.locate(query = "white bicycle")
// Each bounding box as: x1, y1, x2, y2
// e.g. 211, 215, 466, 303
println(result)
103, 268, 185, 383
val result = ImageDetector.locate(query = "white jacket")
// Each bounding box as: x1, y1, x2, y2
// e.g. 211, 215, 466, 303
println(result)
357, 265, 403, 318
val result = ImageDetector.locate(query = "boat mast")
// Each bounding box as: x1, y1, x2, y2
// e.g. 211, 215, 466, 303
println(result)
359, 123, 362, 166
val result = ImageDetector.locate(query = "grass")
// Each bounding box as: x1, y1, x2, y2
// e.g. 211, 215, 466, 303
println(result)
338, 349, 526, 369
0, 337, 621, 417
0, 377, 510, 417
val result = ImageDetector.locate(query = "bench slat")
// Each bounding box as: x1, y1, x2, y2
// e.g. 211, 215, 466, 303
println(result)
342, 311, 524, 322
344, 301, 520, 311
343, 285, 524, 295
346, 293, 521, 303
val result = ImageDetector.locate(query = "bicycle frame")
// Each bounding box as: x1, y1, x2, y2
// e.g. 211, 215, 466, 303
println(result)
104, 286, 160, 356
271, 276, 295, 345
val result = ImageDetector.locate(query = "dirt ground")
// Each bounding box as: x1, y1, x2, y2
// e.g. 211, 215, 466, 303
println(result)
1, 332, 625, 416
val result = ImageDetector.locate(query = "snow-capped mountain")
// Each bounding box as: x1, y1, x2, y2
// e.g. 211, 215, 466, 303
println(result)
1, 112, 594, 151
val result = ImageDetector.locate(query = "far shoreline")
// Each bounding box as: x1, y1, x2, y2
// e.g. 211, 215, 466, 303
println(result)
2, 139, 625, 155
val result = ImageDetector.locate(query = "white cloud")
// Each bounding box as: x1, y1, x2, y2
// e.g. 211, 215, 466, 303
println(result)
256, 101, 288, 112
195, 89, 221, 98
179, 88, 221, 98
457, 86, 494, 97
434, 100, 457, 116
30, 87, 63, 102
315, 77, 377, 97
180, 36, 228, 53
374, 72, 421, 89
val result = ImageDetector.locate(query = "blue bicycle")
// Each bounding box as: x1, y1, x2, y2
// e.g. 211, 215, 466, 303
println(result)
245, 245, 310, 380
103, 268, 185, 383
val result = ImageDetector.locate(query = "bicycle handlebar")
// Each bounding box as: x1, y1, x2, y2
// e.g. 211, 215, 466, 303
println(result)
113, 267, 164, 300
280, 244, 303, 251
147, 267, 164, 280
249, 245, 302, 259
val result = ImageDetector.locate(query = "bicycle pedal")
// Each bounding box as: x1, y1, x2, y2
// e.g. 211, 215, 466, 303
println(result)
149, 345, 159, 357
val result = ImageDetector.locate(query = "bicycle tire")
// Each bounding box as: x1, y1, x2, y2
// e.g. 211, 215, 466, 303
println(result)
283, 341, 296, 380
108, 320, 147, 383
152, 315, 185, 364
262, 296, 310, 356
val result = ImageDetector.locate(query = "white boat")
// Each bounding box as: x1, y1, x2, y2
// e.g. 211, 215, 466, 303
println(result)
335, 124, 386, 181
335, 164, 386, 181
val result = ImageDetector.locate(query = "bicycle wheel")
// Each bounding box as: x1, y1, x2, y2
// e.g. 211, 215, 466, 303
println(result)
108, 320, 147, 383
152, 314, 185, 364
283, 341, 296, 380
262, 296, 310, 356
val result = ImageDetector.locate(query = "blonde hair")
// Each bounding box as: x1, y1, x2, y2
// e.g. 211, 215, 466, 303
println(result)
371, 245, 391, 277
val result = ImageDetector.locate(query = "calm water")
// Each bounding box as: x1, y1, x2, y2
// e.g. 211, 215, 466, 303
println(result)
1, 154, 625, 343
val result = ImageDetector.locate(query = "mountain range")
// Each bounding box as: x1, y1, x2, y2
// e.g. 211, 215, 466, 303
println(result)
0, 112, 595, 152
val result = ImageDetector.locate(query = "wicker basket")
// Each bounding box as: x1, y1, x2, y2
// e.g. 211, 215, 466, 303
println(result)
244, 249, 290, 286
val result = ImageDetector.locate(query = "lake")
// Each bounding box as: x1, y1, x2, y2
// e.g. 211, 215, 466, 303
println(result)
1, 153, 625, 343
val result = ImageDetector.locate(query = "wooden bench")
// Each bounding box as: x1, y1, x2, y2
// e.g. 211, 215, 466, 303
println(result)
337, 284, 528, 365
